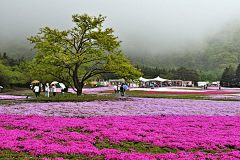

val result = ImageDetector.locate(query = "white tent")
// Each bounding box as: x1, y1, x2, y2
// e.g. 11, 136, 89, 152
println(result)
151, 76, 168, 82
139, 76, 149, 82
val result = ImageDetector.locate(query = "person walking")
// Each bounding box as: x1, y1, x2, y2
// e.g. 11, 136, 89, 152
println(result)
114, 85, 117, 94
33, 84, 40, 97
38, 83, 42, 97
52, 84, 56, 96
118, 83, 121, 94
60, 84, 65, 96
120, 83, 125, 96
45, 83, 50, 97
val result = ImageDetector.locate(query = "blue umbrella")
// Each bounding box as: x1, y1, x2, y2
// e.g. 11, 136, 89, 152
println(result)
123, 85, 128, 89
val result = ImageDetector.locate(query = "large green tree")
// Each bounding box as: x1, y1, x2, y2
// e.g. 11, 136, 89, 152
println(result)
171, 66, 200, 82
28, 14, 142, 95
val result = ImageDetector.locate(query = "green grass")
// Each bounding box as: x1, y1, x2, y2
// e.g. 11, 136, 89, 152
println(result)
2, 88, 240, 102
94, 140, 178, 154
0, 149, 105, 160
1, 89, 121, 103
27, 93, 120, 102
125, 90, 240, 101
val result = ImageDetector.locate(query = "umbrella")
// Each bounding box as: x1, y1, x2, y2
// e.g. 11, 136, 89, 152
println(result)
51, 81, 58, 85
31, 80, 40, 84
0, 86, 3, 88
59, 83, 66, 89
123, 85, 128, 89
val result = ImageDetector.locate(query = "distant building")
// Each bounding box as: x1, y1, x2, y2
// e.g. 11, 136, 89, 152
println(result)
197, 82, 209, 87
211, 81, 220, 86
183, 81, 193, 87
109, 79, 125, 85
171, 80, 183, 86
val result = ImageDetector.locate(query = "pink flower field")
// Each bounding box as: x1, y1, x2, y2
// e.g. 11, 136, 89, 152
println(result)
1, 87, 240, 159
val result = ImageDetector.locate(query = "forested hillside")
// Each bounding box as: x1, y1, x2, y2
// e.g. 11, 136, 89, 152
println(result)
126, 23, 240, 80
127, 23, 240, 69
0, 41, 36, 60
1, 23, 240, 82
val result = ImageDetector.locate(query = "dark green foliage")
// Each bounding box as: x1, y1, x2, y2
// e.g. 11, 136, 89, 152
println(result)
220, 65, 236, 87
138, 65, 168, 79
0, 52, 26, 67
134, 65, 200, 83
0, 52, 30, 89
170, 66, 200, 82
235, 64, 240, 87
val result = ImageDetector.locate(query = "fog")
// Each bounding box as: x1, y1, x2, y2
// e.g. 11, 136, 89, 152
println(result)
1, 0, 240, 55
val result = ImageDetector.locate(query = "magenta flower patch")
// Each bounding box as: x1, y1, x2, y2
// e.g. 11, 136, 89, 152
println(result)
0, 115, 240, 159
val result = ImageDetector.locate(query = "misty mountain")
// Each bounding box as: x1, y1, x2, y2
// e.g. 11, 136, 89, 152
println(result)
1, 21, 240, 82
125, 22, 240, 72
0, 40, 36, 60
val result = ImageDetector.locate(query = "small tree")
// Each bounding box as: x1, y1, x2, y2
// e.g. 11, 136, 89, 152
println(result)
28, 14, 142, 95
220, 65, 235, 87
235, 63, 240, 87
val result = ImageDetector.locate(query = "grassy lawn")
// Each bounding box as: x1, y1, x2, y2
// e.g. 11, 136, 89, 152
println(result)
2, 88, 240, 102
124, 90, 240, 101
0, 89, 120, 103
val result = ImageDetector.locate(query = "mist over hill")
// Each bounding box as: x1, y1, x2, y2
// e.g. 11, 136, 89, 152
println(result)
125, 21, 240, 71
1, 20, 240, 82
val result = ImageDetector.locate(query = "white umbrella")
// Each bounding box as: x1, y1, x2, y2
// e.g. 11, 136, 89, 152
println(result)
51, 81, 58, 85
0, 86, 3, 88
59, 83, 66, 89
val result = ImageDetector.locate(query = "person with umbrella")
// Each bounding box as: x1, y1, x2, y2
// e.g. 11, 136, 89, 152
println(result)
52, 83, 56, 96
123, 84, 128, 90
51, 81, 58, 97
59, 83, 66, 96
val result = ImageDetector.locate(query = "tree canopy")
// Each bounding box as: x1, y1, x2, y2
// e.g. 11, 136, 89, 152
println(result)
220, 65, 235, 87
28, 14, 142, 95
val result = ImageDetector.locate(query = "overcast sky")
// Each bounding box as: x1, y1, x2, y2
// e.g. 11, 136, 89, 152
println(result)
1, 0, 240, 54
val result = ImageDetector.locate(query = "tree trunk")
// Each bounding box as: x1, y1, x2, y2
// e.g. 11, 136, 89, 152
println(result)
76, 82, 84, 96
77, 88, 82, 96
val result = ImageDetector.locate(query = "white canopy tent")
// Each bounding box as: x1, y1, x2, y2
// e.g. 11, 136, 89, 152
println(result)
139, 76, 168, 82
139, 76, 149, 82
139, 76, 169, 87
151, 76, 168, 82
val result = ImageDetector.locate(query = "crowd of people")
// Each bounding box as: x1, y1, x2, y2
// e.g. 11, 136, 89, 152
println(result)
31, 83, 65, 98
31, 82, 127, 98
114, 83, 127, 96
